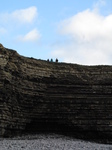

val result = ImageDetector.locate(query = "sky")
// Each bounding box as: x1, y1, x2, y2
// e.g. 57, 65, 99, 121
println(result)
0, 0, 112, 65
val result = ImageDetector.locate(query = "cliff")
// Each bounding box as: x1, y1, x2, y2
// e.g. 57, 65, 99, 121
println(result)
0, 44, 112, 143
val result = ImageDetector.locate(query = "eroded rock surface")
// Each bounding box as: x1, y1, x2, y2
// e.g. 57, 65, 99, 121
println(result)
0, 45, 112, 143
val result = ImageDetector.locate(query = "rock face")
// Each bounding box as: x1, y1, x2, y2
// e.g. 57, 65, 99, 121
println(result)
0, 45, 112, 142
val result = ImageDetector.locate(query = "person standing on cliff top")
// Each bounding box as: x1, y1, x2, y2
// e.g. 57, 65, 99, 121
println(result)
56, 58, 58, 63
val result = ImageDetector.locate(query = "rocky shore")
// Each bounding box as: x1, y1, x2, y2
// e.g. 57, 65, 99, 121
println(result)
0, 134, 112, 150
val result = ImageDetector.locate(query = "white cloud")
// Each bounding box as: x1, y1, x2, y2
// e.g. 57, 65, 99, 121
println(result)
52, 4, 112, 65
0, 7, 40, 42
18, 29, 41, 42
93, 0, 106, 9
0, 6, 38, 24
12, 6, 38, 24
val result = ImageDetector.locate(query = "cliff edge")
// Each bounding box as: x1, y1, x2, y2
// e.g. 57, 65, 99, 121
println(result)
0, 45, 112, 143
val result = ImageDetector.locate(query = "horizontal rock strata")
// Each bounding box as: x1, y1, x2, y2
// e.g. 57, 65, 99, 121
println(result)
0, 45, 112, 143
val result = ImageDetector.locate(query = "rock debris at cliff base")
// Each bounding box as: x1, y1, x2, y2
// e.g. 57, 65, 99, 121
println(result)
0, 134, 112, 150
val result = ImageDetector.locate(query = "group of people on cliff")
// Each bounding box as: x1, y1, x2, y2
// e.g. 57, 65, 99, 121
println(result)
47, 58, 58, 63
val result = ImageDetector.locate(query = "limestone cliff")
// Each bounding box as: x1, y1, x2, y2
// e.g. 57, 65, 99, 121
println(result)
0, 45, 112, 143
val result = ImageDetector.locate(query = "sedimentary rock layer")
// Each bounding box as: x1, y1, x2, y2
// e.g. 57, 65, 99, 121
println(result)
0, 45, 112, 142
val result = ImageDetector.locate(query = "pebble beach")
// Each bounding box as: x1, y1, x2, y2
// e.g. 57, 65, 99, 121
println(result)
0, 134, 112, 150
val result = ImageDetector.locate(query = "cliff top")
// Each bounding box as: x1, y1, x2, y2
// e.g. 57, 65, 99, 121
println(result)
0, 44, 112, 69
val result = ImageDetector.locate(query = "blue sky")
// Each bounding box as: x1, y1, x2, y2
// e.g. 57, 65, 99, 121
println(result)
0, 0, 112, 65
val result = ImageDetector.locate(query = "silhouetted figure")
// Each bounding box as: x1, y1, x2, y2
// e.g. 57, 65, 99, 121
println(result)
56, 58, 58, 63
47, 59, 49, 62
51, 58, 53, 62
